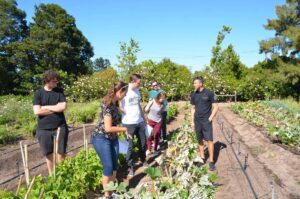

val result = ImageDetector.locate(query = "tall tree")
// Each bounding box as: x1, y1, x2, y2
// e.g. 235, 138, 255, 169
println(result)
210, 25, 231, 73
220, 44, 247, 79
259, 0, 300, 58
0, 0, 28, 94
93, 57, 111, 72
259, 0, 300, 99
117, 38, 140, 78
209, 26, 246, 79
18, 3, 94, 90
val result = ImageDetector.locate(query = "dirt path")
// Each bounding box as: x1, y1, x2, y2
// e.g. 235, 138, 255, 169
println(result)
124, 101, 187, 192
0, 124, 96, 191
215, 103, 300, 199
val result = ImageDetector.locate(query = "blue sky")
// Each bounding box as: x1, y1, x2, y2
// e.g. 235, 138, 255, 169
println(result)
17, 0, 285, 71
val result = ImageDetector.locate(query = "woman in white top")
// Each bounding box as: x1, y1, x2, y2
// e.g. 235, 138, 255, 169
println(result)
145, 90, 166, 156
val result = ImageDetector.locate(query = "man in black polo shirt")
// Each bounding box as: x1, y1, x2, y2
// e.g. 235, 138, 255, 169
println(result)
33, 70, 69, 174
190, 76, 219, 171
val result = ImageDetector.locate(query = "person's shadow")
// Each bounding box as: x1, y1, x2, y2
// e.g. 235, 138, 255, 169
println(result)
204, 141, 227, 163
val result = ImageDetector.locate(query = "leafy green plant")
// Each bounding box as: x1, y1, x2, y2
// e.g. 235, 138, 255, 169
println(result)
166, 104, 179, 122
232, 100, 300, 146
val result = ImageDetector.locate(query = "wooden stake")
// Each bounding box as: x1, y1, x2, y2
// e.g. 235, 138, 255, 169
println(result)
38, 187, 45, 199
52, 127, 61, 178
24, 176, 36, 199
83, 124, 86, 148
19, 142, 26, 178
55, 127, 61, 164
53, 137, 56, 178
85, 139, 88, 159
15, 174, 23, 195
24, 144, 30, 187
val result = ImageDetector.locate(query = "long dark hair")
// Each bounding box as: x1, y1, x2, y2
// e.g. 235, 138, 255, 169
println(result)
103, 81, 128, 107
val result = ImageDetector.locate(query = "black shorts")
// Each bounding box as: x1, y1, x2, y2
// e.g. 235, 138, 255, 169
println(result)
194, 119, 213, 142
36, 123, 69, 156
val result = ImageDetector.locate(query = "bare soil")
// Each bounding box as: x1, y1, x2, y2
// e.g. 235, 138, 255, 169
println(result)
215, 103, 300, 199
1, 102, 299, 199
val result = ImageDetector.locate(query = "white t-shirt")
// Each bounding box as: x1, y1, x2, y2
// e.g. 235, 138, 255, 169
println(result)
121, 84, 144, 124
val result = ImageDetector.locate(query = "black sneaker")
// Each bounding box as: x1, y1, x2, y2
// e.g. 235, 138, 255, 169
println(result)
153, 150, 160, 157
209, 162, 216, 171
128, 166, 134, 177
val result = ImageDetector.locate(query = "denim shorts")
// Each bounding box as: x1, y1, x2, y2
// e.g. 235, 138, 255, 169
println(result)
92, 134, 119, 176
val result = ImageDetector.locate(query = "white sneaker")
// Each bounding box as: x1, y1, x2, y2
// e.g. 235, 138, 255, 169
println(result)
193, 156, 204, 164
157, 145, 161, 150
146, 150, 151, 156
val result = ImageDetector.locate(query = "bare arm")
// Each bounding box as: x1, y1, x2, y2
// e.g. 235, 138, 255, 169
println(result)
33, 105, 54, 116
42, 102, 67, 113
104, 115, 127, 133
144, 100, 153, 113
209, 103, 219, 122
139, 102, 147, 122
191, 105, 195, 127
104, 115, 132, 139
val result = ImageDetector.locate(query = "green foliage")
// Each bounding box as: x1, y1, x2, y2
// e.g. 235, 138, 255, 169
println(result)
8, 3, 94, 94
15, 149, 103, 199
259, 0, 300, 57
0, 95, 36, 144
195, 24, 299, 101
117, 38, 141, 78
65, 67, 118, 102
130, 58, 193, 101
0, 190, 19, 199
93, 57, 111, 72
210, 25, 231, 73
0, 0, 28, 95
66, 101, 99, 124
232, 99, 300, 146
166, 103, 179, 121
144, 167, 161, 180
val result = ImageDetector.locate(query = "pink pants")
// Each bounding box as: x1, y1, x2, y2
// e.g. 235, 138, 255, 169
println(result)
147, 119, 162, 151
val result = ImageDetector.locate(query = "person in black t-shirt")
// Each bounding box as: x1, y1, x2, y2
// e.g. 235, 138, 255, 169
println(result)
33, 70, 68, 174
190, 76, 219, 171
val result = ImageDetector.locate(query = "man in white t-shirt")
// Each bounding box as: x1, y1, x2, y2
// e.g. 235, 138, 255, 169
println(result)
120, 74, 148, 176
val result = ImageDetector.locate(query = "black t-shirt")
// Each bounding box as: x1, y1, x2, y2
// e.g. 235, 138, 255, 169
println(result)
33, 87, 67, 129
190, 88, 216, 119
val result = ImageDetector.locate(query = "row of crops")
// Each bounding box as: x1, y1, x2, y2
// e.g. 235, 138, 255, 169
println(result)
232, 99, 300, 147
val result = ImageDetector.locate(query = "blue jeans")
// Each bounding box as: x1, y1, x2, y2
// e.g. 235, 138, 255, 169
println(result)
92, 134, 119, 176
123, 121, 146, 167
161, 111, 167, 140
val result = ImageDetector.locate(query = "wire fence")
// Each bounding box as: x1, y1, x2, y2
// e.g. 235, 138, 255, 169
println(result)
216, 115, 276, 199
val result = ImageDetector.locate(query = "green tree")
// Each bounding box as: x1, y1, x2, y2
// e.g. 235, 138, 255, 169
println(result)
220, 44, 247, 79
258, 0, 300, 100
117, 38, 140, 78
210, 25, 231, 73
131, 58, 193, 101
0, 0, 28, 94
259, 0, 300, 58
93, 57, 111, 72
17, 3, 94, 92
